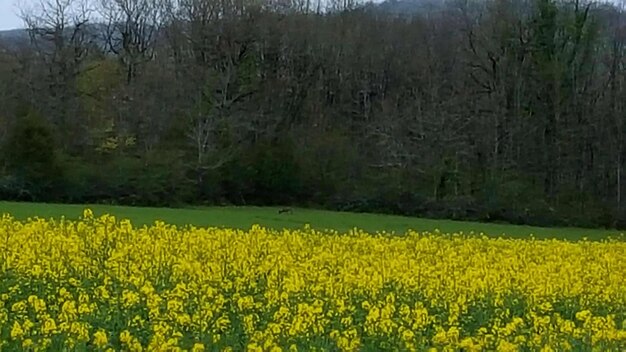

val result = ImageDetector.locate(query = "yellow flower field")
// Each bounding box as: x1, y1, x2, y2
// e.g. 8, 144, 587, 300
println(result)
1, 210, 625, 351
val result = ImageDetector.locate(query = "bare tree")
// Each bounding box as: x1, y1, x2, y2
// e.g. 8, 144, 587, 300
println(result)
19, 0, 94, 147
98, 0, 164, 83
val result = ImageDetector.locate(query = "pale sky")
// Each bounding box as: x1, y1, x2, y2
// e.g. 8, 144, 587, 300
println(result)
0, 0, 22, 30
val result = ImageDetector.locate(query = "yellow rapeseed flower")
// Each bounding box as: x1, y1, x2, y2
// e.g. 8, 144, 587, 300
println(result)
191, 343, 205, 352
10, 321, 24, 339
0, 211, 624, 351
120, 330, 132, 344
93, 330, 108, 347
22, 339, 34, 348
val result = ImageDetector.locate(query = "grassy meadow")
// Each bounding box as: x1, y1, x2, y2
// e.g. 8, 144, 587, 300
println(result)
0, 201, 621, 241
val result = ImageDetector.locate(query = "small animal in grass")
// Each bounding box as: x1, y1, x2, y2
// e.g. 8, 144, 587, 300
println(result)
278, 207, 293, 214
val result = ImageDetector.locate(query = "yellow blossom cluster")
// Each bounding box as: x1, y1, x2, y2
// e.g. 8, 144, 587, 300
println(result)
0, 210, 625, 351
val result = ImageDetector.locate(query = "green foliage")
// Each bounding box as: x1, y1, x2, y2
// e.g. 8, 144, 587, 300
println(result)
56, 151, 193, 207
294, 129, 362, 203
220, 138, 302, 205
2, 108, 64, 200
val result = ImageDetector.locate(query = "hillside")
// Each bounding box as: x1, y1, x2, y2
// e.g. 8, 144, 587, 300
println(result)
375, 0, 446, 14
1, 0, 626, 230
0, 28, 28, 49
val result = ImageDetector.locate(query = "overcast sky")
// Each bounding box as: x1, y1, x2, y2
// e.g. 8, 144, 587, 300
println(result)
0, 1, 22, 30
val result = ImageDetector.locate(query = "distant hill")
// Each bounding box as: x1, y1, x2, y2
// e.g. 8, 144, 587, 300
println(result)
0, 0, 445, 50
0, 28, 28, 42
0, 25, 109, 52
0, 29, 28, 51
375, 0, 447, 15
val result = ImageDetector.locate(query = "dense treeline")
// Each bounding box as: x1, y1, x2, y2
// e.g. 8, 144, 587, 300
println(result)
0, 0, 625, 228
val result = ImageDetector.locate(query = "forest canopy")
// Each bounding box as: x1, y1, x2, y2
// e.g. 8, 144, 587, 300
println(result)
0, 0, 625, 228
